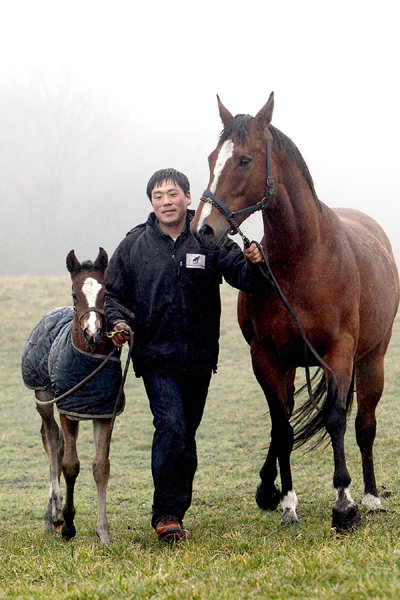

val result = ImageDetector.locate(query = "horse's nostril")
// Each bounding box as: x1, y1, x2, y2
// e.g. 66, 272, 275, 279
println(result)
199, 224, 214, 240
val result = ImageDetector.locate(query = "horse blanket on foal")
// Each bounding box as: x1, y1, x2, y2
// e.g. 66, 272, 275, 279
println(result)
21, 306, 124, 420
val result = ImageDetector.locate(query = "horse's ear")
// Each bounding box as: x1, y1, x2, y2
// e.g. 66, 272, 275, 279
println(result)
93, 247, 108, 272
217, 95, 234, 127
254, 92, 274, 126
66, 250, 80, 273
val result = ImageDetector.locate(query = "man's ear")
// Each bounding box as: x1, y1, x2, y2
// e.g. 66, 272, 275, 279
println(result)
186, 191, 192, 206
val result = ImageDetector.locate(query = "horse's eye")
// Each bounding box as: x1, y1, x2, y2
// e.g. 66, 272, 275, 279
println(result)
239, 156, 252, 167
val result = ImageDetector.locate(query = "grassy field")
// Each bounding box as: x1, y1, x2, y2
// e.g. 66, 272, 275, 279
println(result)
0, 275, 400, 599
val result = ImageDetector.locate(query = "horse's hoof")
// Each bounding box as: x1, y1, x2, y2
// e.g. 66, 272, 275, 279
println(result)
62, 524, 76, 541
96, 527, 110, 546
52, 521, 64, 534
332, 503, 362, 531
281, 508, 299, 526
255, 482, 281, 511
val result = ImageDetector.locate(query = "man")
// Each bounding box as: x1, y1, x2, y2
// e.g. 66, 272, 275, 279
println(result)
105, 168, 263, 542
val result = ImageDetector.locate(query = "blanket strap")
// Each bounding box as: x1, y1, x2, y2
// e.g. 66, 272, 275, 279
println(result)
35, 347, 118, 406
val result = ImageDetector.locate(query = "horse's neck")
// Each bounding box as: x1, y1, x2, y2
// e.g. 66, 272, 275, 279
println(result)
263, 163, 327, 267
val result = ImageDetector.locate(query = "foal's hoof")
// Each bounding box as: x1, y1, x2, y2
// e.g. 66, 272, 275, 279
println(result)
255, 482, 281, 511
332, 503, 362, 532
62, 523, 76, 541
52, 521, 64, 534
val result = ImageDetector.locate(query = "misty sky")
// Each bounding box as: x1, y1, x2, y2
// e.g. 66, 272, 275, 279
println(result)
1, 0, 399, 275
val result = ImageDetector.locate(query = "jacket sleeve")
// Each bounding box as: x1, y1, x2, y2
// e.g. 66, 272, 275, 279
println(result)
105, 235, 136, 329
216, 238, 262, 293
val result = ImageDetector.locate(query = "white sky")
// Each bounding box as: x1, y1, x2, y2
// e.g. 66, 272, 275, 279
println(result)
1, 0, 399, 269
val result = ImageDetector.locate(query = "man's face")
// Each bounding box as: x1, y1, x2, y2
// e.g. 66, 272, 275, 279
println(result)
151, 179, 191, 233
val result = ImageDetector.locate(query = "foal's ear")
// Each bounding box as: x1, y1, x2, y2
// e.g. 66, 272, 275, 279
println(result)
66, 250, 80, 273
93, 247, 108, 272
254, 92, 274, 126
217, 95, 234, 127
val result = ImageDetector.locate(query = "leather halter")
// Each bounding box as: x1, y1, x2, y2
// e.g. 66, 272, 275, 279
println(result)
200, 127, 275, 236
74, 305, 106, 323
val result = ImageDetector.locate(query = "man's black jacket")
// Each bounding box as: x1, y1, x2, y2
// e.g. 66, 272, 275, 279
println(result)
105, 210, 259, 376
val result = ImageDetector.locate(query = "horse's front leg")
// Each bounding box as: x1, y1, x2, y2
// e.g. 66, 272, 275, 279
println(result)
323, 349, 361, 531
59, 414, 80, 541
92, 419, 111, 545
252, 344, 298, 524
35, 391, 64, 533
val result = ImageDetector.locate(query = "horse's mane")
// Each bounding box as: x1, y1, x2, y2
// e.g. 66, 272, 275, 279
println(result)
220, 115, 321, 209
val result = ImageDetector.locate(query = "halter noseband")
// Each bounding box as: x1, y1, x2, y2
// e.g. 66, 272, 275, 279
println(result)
74, 305, 106, 323
200, 127, 275, 237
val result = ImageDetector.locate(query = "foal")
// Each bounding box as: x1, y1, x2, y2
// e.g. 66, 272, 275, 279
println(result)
23, 248, 123, 545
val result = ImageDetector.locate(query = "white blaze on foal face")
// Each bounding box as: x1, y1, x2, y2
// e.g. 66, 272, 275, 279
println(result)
82, 277, 102, 335
197, 139, 234, 231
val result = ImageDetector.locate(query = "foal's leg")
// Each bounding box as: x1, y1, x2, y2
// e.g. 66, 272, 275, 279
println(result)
92, 419, 111, 545
355, 343, 387, 511
59, 414, 80, 541
35, 391, 64, 533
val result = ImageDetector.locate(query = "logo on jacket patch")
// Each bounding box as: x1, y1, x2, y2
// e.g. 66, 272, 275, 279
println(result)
186, 253, 206, 269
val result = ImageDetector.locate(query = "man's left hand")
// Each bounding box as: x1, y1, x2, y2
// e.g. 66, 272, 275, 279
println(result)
243, 242, 264, 264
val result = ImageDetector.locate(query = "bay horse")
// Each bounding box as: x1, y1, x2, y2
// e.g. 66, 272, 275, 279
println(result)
191, 93, 399, 530
22, 248, 125, 545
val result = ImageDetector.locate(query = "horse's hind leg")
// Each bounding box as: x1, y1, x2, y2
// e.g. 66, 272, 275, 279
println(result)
355, 344, 388, 511
252, 346, 298, 524
35, 391, 64, 533
59, 414, 80, 541
323, 343, 362, 530
92, 419, 111, 545
256, 439, 281, 511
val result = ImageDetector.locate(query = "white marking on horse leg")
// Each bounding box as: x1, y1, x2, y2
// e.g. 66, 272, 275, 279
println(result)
82, 277, 102, 336
210, 139, 234, 193
281, 490, 299, 524
335, 486, 356, 507
362, 493, 383, 511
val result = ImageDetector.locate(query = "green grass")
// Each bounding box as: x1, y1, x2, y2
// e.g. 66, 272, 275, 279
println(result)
1, 275, 400, 599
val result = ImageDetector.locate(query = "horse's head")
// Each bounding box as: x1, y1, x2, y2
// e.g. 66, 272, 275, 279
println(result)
66, 247, 108, 347
191, 93, 275, 250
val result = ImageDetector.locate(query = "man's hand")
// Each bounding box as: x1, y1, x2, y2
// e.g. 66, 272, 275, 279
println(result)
243, 242, 264, 264
110, 322, 132, 348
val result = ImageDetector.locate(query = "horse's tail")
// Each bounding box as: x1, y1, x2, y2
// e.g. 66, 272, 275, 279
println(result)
291, 367, 355, 451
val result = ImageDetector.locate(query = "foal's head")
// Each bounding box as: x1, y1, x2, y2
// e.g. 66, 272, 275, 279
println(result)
66, 247, 108, 347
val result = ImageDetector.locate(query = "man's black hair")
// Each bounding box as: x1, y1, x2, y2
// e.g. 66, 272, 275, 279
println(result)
146, 168, 190, 200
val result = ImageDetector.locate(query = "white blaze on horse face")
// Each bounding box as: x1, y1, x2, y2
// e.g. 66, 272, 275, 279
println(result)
82, 277, 102, 334
210, 139, 234, 194
196, 139, 234, 233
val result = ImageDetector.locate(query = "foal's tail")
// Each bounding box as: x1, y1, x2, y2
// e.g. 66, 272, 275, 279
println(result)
291, 367, 355, 451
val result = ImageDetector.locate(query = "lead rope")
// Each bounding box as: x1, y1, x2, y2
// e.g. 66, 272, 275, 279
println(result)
105, 331, 133, 458
243, 236, 337, 411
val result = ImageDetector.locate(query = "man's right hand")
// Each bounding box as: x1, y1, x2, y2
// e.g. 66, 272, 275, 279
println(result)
110, 322, 132, 348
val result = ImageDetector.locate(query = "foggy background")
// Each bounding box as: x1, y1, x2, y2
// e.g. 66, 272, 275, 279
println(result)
1, 0, 399, 276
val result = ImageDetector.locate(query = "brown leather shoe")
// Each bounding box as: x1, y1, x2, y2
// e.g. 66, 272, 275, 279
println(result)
154, 516, 190, 542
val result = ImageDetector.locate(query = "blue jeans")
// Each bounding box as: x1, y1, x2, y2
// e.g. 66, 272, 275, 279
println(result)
142, 368, 212, 527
